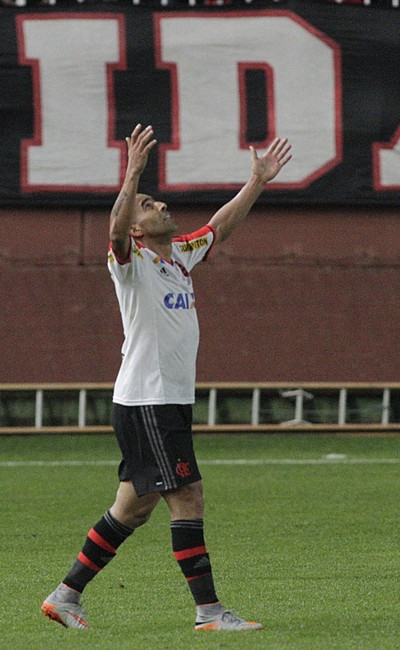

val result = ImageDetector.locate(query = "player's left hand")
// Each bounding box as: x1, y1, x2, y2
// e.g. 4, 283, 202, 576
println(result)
250, 137, 292, 184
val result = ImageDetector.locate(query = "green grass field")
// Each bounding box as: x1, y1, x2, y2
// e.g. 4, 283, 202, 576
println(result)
1, 432, 399, 650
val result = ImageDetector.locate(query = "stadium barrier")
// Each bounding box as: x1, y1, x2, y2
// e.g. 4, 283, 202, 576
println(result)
1, 382, 400, 434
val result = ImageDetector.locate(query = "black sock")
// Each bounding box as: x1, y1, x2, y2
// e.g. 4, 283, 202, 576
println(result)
171, 519, 218, 606
63, 510, 134, 593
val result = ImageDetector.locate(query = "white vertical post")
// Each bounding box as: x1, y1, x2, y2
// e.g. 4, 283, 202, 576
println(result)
251, 388, 260, 426
338, 388, 347, 425
78, 389, 87, 428
35, 389, 43, 428
294, 392, 304, 422
381, 388, 390, 425
280, 389, 313, 425
208, 388, 217, 426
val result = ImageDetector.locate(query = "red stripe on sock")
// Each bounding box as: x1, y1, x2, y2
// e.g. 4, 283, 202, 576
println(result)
186, 572, 211, 582
78, 552, 101, 573
173, 545, 207, 561
88, 528, 117, 554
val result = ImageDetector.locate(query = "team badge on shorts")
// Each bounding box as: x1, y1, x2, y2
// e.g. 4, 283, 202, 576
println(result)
175, 460, 191, 478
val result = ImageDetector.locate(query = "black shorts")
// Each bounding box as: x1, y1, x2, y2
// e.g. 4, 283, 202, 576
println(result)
112, 403, 202, 497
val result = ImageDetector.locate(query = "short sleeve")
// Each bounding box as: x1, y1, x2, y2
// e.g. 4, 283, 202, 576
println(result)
172, 225, 216, 272
107, 236, 137, 284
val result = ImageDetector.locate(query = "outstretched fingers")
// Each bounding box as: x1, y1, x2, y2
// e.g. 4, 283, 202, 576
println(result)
122, 123, 158, 177
267, 137, 292, 167
129, 123, 143, 139
126, 124, 157, 153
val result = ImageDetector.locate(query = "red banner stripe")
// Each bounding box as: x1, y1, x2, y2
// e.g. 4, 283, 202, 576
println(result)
78, 552, 101, 573
173, 545, 207, 561
88, 528, 117, 554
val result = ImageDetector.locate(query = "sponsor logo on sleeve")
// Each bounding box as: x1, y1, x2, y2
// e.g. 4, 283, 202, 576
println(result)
133, 245, 144, 259
179, 237, 208, 253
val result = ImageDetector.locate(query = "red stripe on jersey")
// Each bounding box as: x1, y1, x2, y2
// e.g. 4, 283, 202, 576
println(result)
78, 552, 101, 573
88, 528, 117, 554
173, 545, 207, 561
172, 224, 215, 243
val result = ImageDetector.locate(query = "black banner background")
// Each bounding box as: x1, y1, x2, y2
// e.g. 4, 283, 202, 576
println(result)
0, 1, 399, 207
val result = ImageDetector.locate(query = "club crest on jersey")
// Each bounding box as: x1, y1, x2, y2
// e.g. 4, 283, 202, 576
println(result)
164, 292, 195, 309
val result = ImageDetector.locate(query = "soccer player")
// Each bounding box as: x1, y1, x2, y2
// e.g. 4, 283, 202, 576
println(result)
41, 124, 292, 632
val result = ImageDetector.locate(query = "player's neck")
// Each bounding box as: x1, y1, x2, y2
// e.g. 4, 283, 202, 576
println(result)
141, 235, 173, 261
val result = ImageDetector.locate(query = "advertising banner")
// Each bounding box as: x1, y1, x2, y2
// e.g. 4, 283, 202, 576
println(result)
0, 2, 399, 205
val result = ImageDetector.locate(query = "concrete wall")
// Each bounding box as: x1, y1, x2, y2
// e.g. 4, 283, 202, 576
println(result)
1, 204, 399, 383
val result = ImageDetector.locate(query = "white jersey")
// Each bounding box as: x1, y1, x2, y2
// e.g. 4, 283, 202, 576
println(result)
108, 225, 215, 406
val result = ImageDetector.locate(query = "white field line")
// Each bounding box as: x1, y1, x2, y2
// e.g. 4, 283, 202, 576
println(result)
0, 458, 399, 468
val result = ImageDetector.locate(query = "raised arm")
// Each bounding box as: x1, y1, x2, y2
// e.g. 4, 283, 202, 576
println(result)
208, 137, 292, 244
109, 124, 157, 259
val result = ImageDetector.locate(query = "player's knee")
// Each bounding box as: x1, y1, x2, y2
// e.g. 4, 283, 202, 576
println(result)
114, 503, 153, 529
184, 480, 204, 508
111, 483, 159, 528
131, 507, 153, 527
163, 480, 204, 519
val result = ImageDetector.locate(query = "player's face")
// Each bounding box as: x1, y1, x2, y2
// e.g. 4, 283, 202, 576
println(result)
133, 194, 177, 237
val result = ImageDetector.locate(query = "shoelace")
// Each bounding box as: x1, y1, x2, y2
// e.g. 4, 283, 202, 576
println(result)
221, 610, 246, 628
